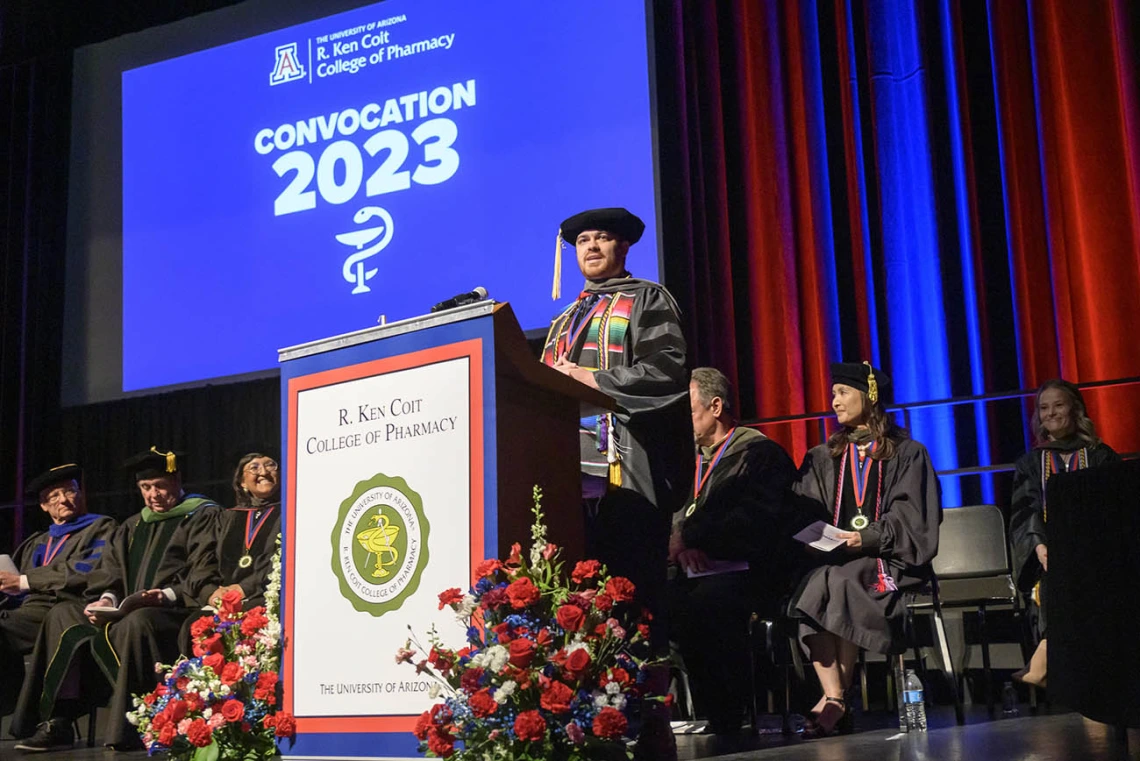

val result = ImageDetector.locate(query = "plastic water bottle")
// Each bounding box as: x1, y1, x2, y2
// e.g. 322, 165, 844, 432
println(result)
1002, 681, 1020, 718
903, 669, 927, 732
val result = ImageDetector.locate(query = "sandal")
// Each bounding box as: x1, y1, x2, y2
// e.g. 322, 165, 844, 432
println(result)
803, 697, 846, 738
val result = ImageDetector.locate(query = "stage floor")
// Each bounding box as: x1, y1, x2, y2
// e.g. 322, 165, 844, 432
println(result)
2, 710, 1137, 761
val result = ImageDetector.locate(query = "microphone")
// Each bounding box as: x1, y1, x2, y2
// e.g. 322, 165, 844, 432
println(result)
431, 286, 489, 313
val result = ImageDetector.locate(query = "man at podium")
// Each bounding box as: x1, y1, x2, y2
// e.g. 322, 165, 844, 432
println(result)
542, 206, 691, 640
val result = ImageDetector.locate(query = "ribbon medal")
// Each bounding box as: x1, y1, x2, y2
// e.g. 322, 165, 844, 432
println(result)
849, 442, 876, 531
687, 429, 737, 517
240, 508, 275, 571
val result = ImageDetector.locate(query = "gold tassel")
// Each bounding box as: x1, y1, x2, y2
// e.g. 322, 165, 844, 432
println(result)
606, 413, 621, 488
150, 445, 177, 473
864, 361, 878, 404
552, 230, 563, 300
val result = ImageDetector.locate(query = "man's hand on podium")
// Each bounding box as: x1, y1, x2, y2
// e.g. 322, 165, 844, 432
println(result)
553, 354, 599, 390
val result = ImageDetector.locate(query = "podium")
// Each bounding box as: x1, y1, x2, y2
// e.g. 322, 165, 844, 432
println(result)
276, 301, 611, 759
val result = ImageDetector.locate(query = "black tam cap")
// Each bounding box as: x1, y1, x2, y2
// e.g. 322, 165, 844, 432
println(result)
559, 208, 645, 245
830, 362, 892, 405
26, 464, 83, 497
124, 447, 184, 481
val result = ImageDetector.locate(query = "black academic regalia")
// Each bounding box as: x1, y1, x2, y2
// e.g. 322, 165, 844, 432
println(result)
542, 276, 692, 632
791, 439, 942, 655
0, 514, 115, 716
668, 428, 800, 732
178, 503, 282, 655
11, 496, 219, 743
1009, 439, 1119, 635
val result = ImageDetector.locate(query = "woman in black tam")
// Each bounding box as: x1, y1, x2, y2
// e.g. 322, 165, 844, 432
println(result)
1009, 379, 1118, 688
791, 362, 941, 736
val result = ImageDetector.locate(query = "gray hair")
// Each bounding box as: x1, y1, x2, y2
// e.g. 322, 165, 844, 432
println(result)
690, 367, 732, 412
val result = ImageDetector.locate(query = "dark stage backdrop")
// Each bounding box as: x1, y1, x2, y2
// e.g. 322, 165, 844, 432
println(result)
3, 0, 1140, 543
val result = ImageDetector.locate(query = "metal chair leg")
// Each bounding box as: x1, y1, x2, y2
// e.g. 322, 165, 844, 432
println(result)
86, 708, 98, 748
931, 593, 965, 725
979, 604, 994, 718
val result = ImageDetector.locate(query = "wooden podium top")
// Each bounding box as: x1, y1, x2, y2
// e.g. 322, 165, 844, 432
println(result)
277, 300, 613, 415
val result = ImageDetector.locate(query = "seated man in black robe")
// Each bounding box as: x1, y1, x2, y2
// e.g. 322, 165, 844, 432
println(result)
12, 448, 220, 752
1, 465, 115, 724
668, 368, 798, 736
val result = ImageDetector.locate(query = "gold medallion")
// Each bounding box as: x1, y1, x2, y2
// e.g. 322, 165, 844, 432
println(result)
684, 502, 697, 518
238, 554, 253, 569
850, 513, 869, 531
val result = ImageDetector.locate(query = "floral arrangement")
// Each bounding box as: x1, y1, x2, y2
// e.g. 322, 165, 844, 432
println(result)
129, 537, 296, 760
400, 488, 662, 760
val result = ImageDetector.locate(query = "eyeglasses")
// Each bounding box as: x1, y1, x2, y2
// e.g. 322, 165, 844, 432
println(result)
44, 487, 79, 506
244, 462, 279, 475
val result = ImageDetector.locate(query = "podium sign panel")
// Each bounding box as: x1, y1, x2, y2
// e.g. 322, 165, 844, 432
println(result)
280, 306, 494, 758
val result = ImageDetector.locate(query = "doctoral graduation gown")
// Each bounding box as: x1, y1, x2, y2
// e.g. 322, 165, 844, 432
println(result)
11, 496, 219, 742
542, 275, 691, 628
1, 514, 115, 713
1009, 438, 1119, 633
178, 503, 281, 654
668, 428, 798, 732
791, 439, 942, 655
542, 275, 692, 513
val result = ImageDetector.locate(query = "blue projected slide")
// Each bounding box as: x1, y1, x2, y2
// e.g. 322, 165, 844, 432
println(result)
121, 0, 656, 393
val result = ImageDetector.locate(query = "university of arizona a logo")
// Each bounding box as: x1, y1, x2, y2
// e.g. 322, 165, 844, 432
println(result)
270, 43, 305, 85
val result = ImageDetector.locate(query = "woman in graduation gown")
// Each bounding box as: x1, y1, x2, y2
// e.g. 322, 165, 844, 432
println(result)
791, 362, 941, 736
1009, 379, 1118, 688
180, 452, 282, 654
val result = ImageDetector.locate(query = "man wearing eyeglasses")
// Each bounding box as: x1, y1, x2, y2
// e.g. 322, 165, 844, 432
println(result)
11, 449, 220, 752
0, 465, 115, 731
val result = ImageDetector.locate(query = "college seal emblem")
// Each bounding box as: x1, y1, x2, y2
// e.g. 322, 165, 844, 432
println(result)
330, 473, 430, 617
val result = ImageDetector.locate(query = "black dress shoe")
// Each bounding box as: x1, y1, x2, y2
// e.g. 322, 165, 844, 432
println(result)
13, 719, 75, 752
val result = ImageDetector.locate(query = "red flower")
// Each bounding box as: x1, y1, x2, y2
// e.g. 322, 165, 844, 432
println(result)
592, 707, 628, 739
506, 577, 540, 609
165, 699, 188, 723
637, 623, 651, 638
150, 711, 169, 730
413, 710, 433, 740
202, 652, 224, 674
600, 667, 631, 688
221, 700, 245, 723
468, 688, 497, 718
459, 667, 485, 694
542, 542, 558, 560
438, 587, 464, 610
508, 638, 536, 668
426, 728, 456, 758
241, 608, 269, 636
555, 604, 585, 632
194, 633, 223, 657
255, 671, 278, 701
513, 710, 546, 742
186, 718, 213, 747
184, 693, 204, 712
220, 662, 245, 686
594, 593, 614, 612
480, 587, 508, 610
563, 648, 592, 680
571, 560, 601, 584
175, 677, 189, 692
535, 628, 554, 648
506, 542, 522, 566
189, 616, 214, 639
157, 724, 176, 746
474, 559, 502, 578
491, 622, 513, 644
220, 589, 244, 618
604, 577, 636, 603
428, 647, 455, 675
271, 712, 296, 738
143, 693, 157, 706
539, 680, 574, 714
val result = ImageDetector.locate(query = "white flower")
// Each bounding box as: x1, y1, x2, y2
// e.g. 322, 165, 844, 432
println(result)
495, 680, 517, 704
455, 594, 477, 620
428, 683, 442, 699
594, 692, 609, 709
203, 707, 212, 719
126, 713, 139, 726
605, 681, 621, 696
610, 694, 627, 710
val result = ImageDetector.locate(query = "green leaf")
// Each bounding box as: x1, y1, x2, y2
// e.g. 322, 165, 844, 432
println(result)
191, 740, 220, 761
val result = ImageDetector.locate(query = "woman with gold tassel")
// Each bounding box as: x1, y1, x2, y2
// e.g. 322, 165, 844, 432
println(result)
790, 362, 942, 736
